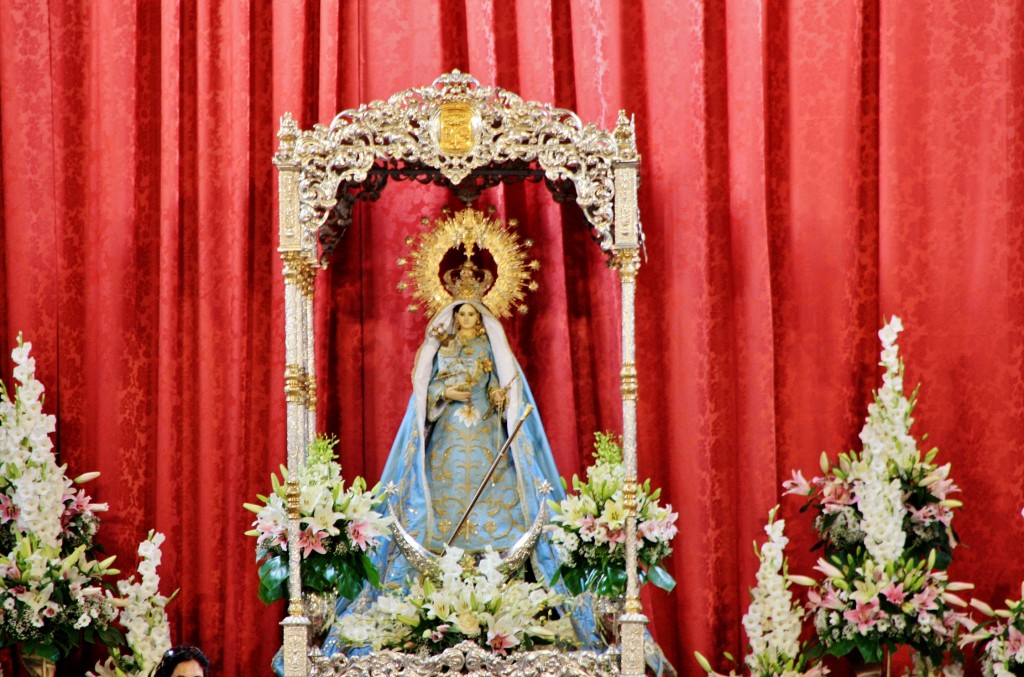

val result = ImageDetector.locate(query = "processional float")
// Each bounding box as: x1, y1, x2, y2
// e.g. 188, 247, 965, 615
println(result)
273, 72, 647, 676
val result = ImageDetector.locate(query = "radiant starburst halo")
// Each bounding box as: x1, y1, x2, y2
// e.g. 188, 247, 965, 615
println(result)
398, 207, 540, 319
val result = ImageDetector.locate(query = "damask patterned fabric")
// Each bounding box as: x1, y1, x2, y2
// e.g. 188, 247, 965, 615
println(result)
1, 1, 1023, 675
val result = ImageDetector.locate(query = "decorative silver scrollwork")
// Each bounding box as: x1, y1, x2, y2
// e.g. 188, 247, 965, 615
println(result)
309, 640, 618, 677
274, 71, 639, 254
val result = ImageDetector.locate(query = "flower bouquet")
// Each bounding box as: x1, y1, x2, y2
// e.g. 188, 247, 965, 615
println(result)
964, 588, 1024, 677
546, 432, 677, 598
784, 317, 972, 669
961, 510, 1024, 677
962, 589, 1024, 675
245, 434, 391, 604
0, 336, 124, 662
809, 551, 973, 668
695, 507, 826, 677
336, 545, 575, 655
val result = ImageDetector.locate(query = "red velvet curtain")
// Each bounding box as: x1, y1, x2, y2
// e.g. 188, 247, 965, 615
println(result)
2, 1, 1023, 675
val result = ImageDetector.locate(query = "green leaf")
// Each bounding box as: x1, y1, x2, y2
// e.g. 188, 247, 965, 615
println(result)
321, 561, 340, 587
303, 556, 335, 591
853, 637, 882, 663
258, 555, 289, 604
259, 579, 285, 603
596, 568, 628, 597
646, 564, 676, 592
932, 548, 952, 570
22, 642, 60, 663
359, 552, 380, 588
97, 625, 126, 648
824, 638, 855, 658
335, 562, 365, 601
552, 564, 584, 596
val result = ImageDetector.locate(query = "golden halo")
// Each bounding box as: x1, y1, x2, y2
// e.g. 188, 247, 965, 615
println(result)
398, 207, 539, 319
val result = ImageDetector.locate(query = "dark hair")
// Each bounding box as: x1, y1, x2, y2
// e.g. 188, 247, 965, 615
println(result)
155, 645, 210, 677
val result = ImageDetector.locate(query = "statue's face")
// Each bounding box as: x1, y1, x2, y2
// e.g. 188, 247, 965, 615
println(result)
455, 304, 481, 331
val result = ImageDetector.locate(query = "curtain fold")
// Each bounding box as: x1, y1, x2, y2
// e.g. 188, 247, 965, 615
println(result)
1, 1, 1023, 674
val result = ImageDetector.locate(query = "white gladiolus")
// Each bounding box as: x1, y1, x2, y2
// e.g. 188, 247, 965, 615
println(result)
88, 532, 173, 677
855, 475, 906, 567
742, 508, 808, 676
3, 337, 169, 672
1, 339, 66, 549
850, 316, 911, 567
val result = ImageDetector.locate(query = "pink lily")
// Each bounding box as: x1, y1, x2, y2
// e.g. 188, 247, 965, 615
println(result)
605, 527, 626, 551
1005, 624, 1024, 657
821, 481, 855, 513
346, 518, 378, 551
782, 470, 812, 497
428, 624, 451, 643
578, 514, 599, 542
297, 525, 328, 558
487, 629, 519, 655
911, 586, 940, 613
881, 582, 907, 606
0, 493, 20, 524
808, 585, 846, 611
813, 558, 845, 580
843, 597, 882, 633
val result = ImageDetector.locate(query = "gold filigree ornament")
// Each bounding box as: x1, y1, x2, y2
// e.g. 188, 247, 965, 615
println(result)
398, 207, 540, 319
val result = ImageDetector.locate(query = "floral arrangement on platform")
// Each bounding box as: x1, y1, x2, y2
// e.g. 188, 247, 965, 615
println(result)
336, 545, 575, 655
695, 507, 827, 677
783, 317, 973, 669
808, 552, 973, 669
960, 510, 1024, 677
245, 434, 391, 603
0, 336, 124, 661
89, 531, 175, 677
964, 589, 1024, 677
546, 431, 678, 597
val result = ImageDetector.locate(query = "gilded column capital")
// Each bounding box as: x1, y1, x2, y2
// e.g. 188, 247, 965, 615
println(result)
281, 251, 316, 298
611, 247, 641, 281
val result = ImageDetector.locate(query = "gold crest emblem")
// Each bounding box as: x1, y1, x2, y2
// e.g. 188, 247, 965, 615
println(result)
435, 102, 477, 155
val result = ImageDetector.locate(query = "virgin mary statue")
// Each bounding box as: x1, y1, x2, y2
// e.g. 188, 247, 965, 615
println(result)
375, 297, 564, 569
314, 208, 600, 658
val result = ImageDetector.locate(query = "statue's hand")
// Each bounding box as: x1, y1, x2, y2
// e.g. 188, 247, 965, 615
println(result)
488, 386, 507, 409
429, 324, 449, 343
444, 385, 471, 402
